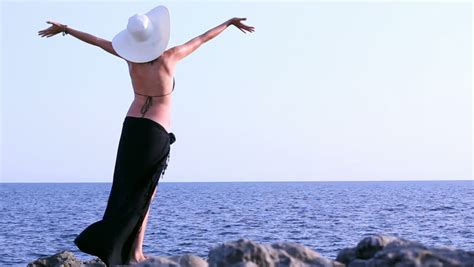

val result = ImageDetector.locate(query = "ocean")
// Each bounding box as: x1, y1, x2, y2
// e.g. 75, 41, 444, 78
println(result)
1, 181, 473, 266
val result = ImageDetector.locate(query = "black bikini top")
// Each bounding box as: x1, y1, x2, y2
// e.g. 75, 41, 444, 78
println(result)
135, 77, 175, 117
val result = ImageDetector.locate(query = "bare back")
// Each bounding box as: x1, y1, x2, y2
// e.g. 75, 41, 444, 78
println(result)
125, 51, 176, 132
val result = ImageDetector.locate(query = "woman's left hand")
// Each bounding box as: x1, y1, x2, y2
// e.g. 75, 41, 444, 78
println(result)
38, 21, 67, 38
228, 18, 255, 34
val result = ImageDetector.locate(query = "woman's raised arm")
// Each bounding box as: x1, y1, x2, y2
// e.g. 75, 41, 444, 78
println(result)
38, 21, 122, 59
166, 17, 254, 62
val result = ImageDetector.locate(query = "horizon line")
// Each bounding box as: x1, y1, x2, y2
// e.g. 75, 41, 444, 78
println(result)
1, 179, 472, 184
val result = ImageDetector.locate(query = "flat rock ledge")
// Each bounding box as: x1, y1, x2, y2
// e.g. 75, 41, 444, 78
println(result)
28, 234, 474, 267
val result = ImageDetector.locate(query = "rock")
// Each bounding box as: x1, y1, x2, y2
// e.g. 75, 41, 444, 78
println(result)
134, 256, 179, 267
208, 239, 279, 267
27, 235, 474, 267
335, 248, 357, 264
336, 234, 474, 267
365, 244, 474, 267
355, 234, 402, 259
346, 259, 368, 267
271, 242, 343, 267
27, 250, 89, 267
82, 257, 107, 266
175, 254, 208, 267
136, 254, 208, 267
208, 238, 342, 267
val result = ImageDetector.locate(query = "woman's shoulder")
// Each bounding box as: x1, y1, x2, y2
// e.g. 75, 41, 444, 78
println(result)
126, 53, 170, 67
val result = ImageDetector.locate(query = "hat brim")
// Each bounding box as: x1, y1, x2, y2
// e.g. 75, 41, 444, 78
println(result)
112, 6, 170, 63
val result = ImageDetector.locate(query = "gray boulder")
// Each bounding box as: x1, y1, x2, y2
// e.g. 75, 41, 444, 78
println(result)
27, 250, 104, 267
366, 244, 474, 267
336, 234, 416, 263
26, 251, 207, 267
27, 235, 474, 267
336, 234, 474, 267
208, 238, 342, 267
135, 254, 208, 267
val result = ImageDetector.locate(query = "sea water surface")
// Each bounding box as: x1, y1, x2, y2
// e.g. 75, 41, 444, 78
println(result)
1, 181, 473, 266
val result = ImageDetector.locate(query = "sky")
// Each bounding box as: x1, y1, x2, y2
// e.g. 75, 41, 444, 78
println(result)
1, 1, 472, 183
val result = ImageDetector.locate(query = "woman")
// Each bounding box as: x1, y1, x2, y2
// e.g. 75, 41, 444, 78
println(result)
38, 5, 254, 266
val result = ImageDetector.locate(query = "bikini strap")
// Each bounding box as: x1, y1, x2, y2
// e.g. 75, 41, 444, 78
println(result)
140, 96, 153, 117
134, 77, 176, 98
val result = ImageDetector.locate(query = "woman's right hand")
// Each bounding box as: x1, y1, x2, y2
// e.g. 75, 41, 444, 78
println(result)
228, 18, 255, 34
38, 21, 67, 38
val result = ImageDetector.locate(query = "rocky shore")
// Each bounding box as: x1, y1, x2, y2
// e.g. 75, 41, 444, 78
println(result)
28, 234, 474, 267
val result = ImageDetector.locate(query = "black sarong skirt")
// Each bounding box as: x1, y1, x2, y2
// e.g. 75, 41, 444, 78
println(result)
74, 116, 176, 266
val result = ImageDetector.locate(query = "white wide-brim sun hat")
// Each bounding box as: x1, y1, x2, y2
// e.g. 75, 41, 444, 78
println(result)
112, 5, 170, 63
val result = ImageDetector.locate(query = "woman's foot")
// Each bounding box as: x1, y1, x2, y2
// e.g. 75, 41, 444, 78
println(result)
126, 254, 148, 265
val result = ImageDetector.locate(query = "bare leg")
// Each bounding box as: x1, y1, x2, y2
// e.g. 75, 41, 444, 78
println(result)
128, 185, 158, 264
